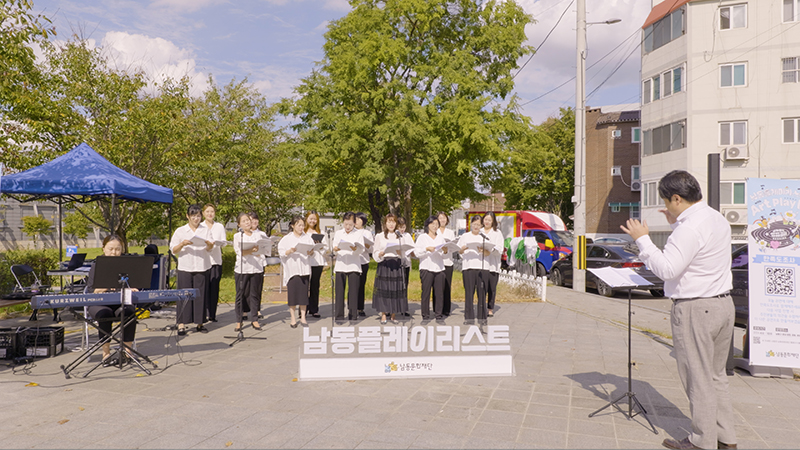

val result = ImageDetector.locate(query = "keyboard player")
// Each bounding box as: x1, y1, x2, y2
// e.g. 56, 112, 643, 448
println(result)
85, 235, 138, 366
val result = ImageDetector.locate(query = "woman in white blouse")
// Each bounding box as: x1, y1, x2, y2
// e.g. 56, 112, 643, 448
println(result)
482, 212, 505, 317
304, 211, 326, 319
170, 204, 214, 336
371, 213, 408, 324
232, 212, 264, 332
415, 215, 447, 322
437, 211, 456, 316
203, 204, 226, 323
458, 215, 491, 324
397, 217, 414, 289
278, 216, 315, 328
354, 212, 373, 317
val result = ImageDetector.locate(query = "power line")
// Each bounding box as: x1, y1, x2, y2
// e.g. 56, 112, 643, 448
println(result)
513, 0, 574, 79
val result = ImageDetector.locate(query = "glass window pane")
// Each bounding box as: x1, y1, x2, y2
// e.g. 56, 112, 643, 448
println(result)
643, 80, 651, 103
674, 67, 682, 92
663, 71, 672, 96
644, 26, 653, 52
653, 75, 661, 99
720, 7, 731, 29
732, 5, 746, 28
733, 183, 745, 204
643, 130, 652, 155
720, 123, 731, 145
632, 166, 640, 180
733, 64, 745, 85
671, 122, 683, 150
632, 128, 641, 143
672, 8, 683, 38
785, 119, 796, 143
654, 19, 666, 49
721, 65, 732, 86
785, 0, 795, 23
733, 122, 746, 145
720, 183, 732, 204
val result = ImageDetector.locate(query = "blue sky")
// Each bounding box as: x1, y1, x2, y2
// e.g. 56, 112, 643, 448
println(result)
32, 0, 651, 124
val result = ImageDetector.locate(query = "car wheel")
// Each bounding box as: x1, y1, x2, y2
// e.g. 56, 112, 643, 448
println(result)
536, 262, 547, 278
649, 289, 665, 298
597, 279, 614, 297
550, 268, 563, 286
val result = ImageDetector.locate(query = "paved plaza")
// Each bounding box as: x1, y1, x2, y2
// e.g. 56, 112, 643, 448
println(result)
2, 286, 799, 449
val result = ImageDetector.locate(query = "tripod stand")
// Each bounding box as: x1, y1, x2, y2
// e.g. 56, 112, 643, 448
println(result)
225, 226, 268, 347
588, 287, 658, 434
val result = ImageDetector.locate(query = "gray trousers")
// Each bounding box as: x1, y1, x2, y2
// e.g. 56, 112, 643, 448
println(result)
671, 296, 737, 449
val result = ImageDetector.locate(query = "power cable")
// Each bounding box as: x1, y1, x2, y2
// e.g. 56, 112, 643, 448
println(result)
514, 0, 575, 79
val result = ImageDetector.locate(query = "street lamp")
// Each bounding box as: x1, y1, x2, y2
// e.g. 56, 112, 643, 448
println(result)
573, 0, 621, 292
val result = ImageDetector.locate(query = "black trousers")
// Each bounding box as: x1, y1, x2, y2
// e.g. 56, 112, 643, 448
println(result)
207, 264, 222, 320
357, 263, 369, 311
88, 304, 136, 342
308, 266, 323, 314
486, 271, 499, 310
335, 271, 360, 320
462, 269, 489, 321
403, 266, 410, 289
420, 269, 445, 320
177, 269, 208, 326
436, 265, 453, 315
235, 273, 261, 323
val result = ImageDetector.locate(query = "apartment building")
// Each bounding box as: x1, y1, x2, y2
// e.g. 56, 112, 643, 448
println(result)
640, 0, 800, 243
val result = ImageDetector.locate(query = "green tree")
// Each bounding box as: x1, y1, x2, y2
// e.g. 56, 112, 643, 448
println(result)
172, 77, 305, 233
286, 0, 533, 229
63, 210, 91, 244
21, 214, 52, 249
491, 107, 575, 226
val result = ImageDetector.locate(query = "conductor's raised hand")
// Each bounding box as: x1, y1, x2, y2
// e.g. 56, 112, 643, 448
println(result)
620, 219, 649, 241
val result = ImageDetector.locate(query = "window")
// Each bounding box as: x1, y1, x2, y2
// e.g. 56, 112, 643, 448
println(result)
653, 74, 661, 100
719, 121, 747, 146
783, 57, 799, 83
720, 181, 746, 205
673, 66, 682, 93
611, 130, 622, 139
784, 118, 800, 143
610, 205, 621, 213
720, 63, 746, 87
662, 70, 672, 97
785, 0, 799, 23
632, 128, 641, 143
643, 66, 683, 103
644, 6, 685, 53
642, 120, 686, 156
630, 204, 640, 220
720, 4, 747, 29
631, 165, 640, 181
643, 181, 659, 206
643, 80, 652, 104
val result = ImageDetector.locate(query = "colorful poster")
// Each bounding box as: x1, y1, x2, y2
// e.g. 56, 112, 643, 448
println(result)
747, 178, 800, 368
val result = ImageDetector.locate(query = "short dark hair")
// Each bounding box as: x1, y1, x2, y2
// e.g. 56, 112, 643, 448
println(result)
658, 170, 703, 203
397, 216, 406, 226
102, 234, 123, 248
187, 204, 202, 216
355, 212, 368, 226
237, 212, 250, 225
423, 215, 439, 231
289, 215, 305, 228
483, 211, 498, 230
248, 211, 259, 220
470, 214, 483, 224
342, 211, 356, 222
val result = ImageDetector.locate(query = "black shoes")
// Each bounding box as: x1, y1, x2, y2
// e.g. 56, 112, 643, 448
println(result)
358, 310, 366, 317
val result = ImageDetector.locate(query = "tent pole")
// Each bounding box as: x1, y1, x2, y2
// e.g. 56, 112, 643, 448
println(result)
167, 205, 173, 289
111, 194, 116, 238
58, 198, 63, 291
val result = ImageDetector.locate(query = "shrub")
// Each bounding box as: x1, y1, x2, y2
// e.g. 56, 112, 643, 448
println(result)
0, 248, 60, 295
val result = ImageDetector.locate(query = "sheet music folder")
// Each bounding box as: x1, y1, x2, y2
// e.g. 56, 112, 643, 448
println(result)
587, 267, 653, 288
93, 255, 154, 290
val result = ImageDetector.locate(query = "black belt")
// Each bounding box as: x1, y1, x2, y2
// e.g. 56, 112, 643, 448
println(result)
672, 292, 730, 301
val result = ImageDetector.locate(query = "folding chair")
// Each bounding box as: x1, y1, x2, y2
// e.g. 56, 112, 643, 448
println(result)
11, 264, 57, 321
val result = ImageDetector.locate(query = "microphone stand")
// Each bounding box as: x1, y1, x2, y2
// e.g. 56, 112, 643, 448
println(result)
226, 227, 266, 346
478, 232, 489, 330
327, 227, 336, 335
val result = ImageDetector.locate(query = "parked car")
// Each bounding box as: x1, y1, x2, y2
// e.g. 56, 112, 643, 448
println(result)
549, 243, 665, 297
730, 244, 749, 328
591, 237, 631, 245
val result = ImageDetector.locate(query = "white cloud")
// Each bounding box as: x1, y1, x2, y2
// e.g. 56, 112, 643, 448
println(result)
238, 62, 308, 102
100, 31, 209, 96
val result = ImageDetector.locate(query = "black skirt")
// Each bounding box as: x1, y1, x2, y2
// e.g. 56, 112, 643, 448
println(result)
287, 275, 310, 306
371, 258, 408, 314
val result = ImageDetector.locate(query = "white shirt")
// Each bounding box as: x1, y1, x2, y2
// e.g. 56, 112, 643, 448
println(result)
170, 223, 212, 273
482, 228, 505, 273
399, 232, 414, 268
415, 233, 445, 273
635, 202, 732, 299
333, 228, 364, 273
458, 231, 492, 271
358, 228, 374, 265
233, 230, 264, 274
373, 232, 402, 263
206, 221, 227, 266
278, 232, 313, 285
437, 228, 456, 267
252, 229, 269, 268
306, 229, 328, 267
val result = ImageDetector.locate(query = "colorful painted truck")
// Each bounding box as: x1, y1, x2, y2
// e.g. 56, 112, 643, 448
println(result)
465, 210, 573, 276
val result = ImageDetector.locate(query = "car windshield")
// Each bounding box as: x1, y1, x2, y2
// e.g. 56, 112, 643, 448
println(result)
552, 231, 573, 247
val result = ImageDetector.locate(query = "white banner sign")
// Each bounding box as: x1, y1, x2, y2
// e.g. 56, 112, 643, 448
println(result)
747, 178, 800, 368
299, 324, 514, 381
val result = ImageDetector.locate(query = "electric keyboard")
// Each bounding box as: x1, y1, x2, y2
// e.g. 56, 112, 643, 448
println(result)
31, 289, 197, 309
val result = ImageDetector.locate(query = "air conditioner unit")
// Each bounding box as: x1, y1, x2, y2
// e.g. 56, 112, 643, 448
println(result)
611, 130, 622, 138
630, 180, 642, 191
724, 146, 749, 160
722, 208, 747, 225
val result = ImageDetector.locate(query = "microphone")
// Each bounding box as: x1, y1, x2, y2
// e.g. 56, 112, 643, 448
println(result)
395, 230, 402, 238
237, 227, 244, 233
480, 231, 490, 240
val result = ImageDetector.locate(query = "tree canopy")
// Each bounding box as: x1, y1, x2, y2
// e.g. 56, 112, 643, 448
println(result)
287, 0, 534, 229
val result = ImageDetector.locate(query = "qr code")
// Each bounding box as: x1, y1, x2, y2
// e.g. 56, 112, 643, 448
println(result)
765, 266, 795, 297
753, 336, 760, 344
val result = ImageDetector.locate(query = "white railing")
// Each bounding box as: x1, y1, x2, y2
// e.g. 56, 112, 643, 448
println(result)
498, 269, 547, 302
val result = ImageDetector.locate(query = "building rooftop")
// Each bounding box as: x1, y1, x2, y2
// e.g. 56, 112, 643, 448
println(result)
642, 0, 692, 29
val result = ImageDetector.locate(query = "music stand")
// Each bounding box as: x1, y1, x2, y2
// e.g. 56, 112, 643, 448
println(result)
82, 256, 157, 377
586, 267, 658, 435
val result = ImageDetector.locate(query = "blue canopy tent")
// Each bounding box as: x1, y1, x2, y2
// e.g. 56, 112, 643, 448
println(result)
0, 142, 174, 274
